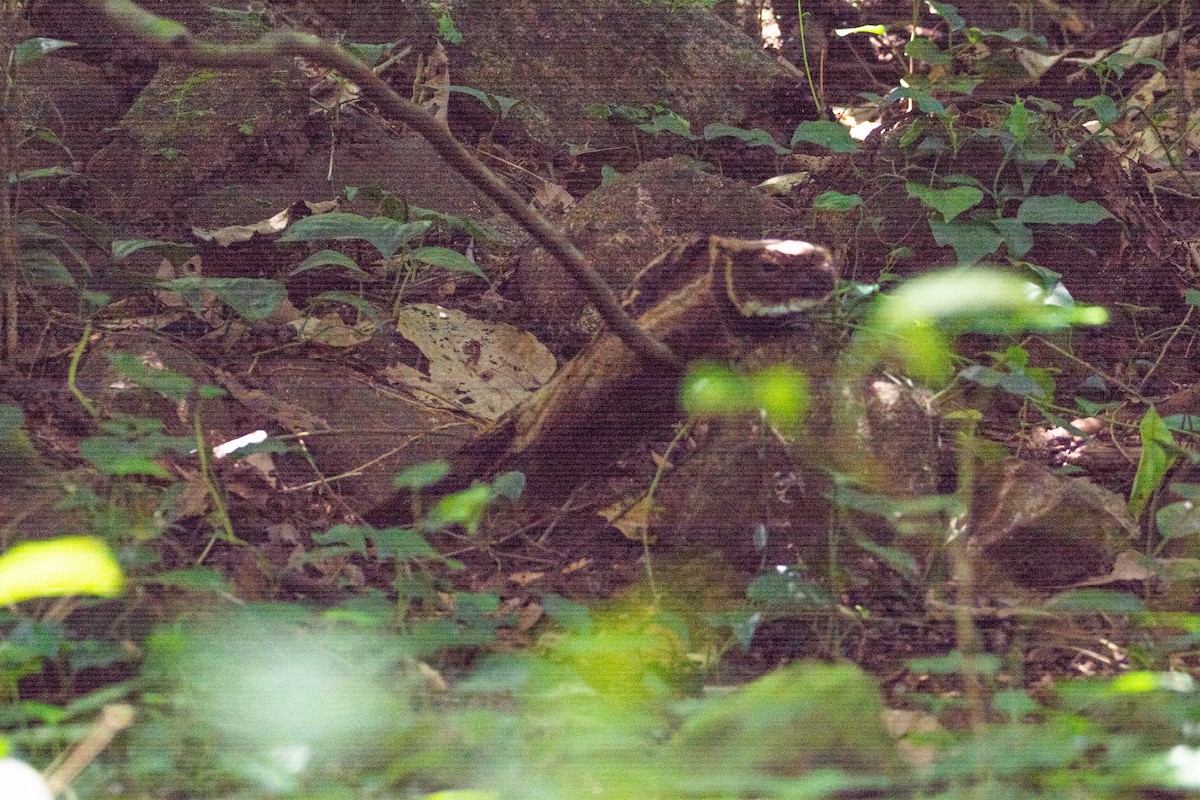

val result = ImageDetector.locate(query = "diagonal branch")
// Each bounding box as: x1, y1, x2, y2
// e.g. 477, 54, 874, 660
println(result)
85, 0, 683, 370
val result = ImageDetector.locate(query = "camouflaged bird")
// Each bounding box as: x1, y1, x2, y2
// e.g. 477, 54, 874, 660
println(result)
364, 236, 837, 524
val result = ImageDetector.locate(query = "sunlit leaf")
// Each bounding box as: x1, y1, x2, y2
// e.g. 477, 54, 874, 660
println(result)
749, 365, 810, 428
425, 483, 493, 534
0, 537, 123, 605
680, 362, 752, 417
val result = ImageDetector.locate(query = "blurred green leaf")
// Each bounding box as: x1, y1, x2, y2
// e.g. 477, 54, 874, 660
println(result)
393, 460, 451, 490
0, 537, 124, 605
149, 567, 233, 593
1044, 589, 1145, 613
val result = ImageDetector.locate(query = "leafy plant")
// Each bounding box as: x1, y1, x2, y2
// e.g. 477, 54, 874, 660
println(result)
280, 210, 485, 316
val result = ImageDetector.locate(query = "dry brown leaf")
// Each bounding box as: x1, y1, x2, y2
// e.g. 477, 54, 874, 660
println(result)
289, 314, 376, 347
599, 495, 660, 541
509, 571, 545, 586
386, 303, 556, 422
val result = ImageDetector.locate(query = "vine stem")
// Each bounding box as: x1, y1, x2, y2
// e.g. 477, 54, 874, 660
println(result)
84, 0, 682, 371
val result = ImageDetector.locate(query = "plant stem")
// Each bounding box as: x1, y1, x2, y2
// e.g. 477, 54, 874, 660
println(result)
795, 1, 823, 116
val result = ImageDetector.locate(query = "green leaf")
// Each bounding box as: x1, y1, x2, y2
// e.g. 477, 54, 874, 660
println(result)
107, 352, 195, 400
834, 24, 887, 36
9, 166, 72, 184
14, 37, 76, 66
313, 524, 371, 557
204, 278, 287, 322
928, 219, 1004, 265
541, 594, 595, 632
1157, 501, 1200, 541
490, 470, 525, 502
0, 537, 123, 605
812, 190, 863, 211
860, 267, 1108, 383
749, 365, 810, 429
341, 41, 387, 66
1129, 406, 1178, 518
308, 291, 379, 321
112, 239, 189, 260
888, 86, 947, 115
369, 527, 441, 561
857, 539, 919, 579
21, 249, 74, 287
680, 362, 752, 417
990, 217, 1033, 257
908, 650, 1001, 675
280, 212, 431, 259
1044, 589, 1145, 613
747, 568, 834, 609
437, 9, 463, 44
906, 182, 983, 221
905, 36, 951, 66
702, 123, 789, 153
289, 249, 367, 277
445, 85, 519, 118
638, 109, 698, 139
1075, 94, 1120, 128
1017, 195, 1114, 225
79, 436, 171, 477
150, 567, 232, 593
425, 483, 493, 534
1004, 99, 1030, 143
408, 246, 486, 278
927, 1, 966, 31
790, 120, 861, 153
393, 460, 450, 490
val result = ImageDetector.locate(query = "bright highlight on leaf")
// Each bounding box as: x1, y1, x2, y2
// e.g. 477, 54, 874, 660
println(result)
681, 362, 810, 429
0, 537, 124, 605
857, 268, 1108, 383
